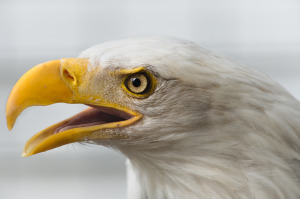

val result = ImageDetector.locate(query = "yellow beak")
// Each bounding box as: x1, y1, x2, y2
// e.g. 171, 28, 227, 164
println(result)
6, 58, 141, 157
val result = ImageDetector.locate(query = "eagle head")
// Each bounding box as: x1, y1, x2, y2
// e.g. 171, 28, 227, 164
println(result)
6, 37, 300, 199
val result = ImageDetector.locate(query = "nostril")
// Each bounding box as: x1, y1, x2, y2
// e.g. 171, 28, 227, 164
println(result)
63, 69, 74, 81
62, 68, 78, 86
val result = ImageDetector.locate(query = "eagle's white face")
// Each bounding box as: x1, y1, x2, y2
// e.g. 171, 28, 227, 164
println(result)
6, 37, 300, 199
76, 37, 214, 147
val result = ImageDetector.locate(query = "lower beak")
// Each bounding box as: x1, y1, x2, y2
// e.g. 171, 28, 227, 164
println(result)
6, 58, 141, 157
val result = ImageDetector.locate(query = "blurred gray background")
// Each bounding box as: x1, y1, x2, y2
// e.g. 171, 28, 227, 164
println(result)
0, 0, 299, 198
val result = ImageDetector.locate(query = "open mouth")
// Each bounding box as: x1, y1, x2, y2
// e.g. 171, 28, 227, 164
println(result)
19, 105, 141, 157
53, 105, 134, 134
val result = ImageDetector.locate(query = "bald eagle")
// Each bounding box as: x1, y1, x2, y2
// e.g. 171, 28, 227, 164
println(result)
6, 37, 300, 199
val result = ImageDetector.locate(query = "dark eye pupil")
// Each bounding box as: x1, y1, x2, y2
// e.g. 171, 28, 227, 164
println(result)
131, 78, 141, 87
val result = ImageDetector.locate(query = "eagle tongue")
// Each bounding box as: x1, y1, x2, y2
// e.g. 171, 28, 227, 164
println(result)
53, 107, 124, 134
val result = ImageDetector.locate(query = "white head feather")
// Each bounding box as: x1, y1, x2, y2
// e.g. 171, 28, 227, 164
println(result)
79, 36, 300, 199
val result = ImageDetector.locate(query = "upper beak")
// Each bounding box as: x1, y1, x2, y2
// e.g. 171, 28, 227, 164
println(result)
6, 58, 85, 130
6, 58, 141, 157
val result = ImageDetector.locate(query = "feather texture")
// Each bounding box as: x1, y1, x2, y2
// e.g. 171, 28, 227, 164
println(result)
80, 37, 300, 199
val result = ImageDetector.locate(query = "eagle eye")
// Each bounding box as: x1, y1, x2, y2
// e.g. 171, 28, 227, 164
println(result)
122, 69, 156, 98
125, 73, 149, 94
